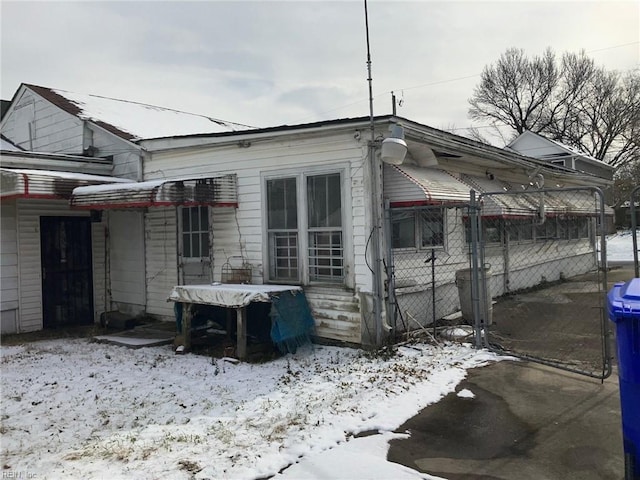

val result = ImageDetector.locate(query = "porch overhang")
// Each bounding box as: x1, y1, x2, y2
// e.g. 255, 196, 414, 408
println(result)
0, 167, 129, 201
70, 174, 238, 210
385, 164, 471, 207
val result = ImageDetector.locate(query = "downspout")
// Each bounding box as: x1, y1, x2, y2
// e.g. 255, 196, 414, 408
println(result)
137, 150, 145, 182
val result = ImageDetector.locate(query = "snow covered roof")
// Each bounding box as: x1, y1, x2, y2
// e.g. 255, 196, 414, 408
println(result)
25, 84, 255, 142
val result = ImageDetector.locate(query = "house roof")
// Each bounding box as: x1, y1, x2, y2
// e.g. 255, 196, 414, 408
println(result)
506, 131, 613, 170
22, 84, 255, 142
1, 134, 21, 151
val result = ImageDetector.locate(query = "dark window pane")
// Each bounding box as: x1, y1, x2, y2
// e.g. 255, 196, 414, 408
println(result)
268, 178, 297, 229
420, 210, 444, 247
183, 234, 191, 258
182, 208, 190, 231
391, 210, 415, 248
200, 206, 209, 230
308, 173, 341, 228
191, 207, 200, 231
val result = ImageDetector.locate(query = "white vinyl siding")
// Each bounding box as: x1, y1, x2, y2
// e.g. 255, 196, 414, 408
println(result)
145, 207, 178, 319
144, 131, 364, 343
1, 201, 19, 333
91, 220, 108, 322
108, 211, 146, 313
1, 87, 141, 180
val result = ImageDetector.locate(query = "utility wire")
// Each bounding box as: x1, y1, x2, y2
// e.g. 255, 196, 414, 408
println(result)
298, 41, 639, 125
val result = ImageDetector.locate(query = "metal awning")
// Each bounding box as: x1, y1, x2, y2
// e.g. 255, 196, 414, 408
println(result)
70, 174, 238, 209
461, 174, 610, 217
0, 168, 129, 200
385, 164, 471, 206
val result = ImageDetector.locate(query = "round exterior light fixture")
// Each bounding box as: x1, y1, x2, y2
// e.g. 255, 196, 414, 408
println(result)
381, 125, 408, 165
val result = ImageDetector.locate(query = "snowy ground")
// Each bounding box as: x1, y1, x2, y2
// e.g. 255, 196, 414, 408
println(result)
606, 229, 638, 262
1, 230, 635, 480
1, 339, 498, 480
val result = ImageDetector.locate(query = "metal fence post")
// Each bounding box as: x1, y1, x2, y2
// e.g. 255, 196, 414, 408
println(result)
469, 190, 483, 349
383, 199, 397, 338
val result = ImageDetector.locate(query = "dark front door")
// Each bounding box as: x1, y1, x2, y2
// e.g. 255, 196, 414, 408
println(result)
40, 217, 94, 328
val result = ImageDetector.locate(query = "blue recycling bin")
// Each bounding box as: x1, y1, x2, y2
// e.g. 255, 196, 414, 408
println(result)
608, 278, 640, 480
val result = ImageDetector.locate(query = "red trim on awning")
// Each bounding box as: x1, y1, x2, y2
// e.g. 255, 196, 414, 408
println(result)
389, 200, 467, 208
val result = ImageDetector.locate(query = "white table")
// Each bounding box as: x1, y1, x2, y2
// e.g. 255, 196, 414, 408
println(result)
168, 283, 303, 359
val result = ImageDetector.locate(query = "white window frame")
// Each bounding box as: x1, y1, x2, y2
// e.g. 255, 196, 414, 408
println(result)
178, 205, 211, 263
263, 166, 350, 285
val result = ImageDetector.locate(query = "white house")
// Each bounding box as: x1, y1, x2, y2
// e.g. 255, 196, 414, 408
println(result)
507, 131, 614, 183
0, 84, 612, 345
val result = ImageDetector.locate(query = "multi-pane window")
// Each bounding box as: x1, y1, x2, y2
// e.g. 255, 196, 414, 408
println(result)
567, 217, 590, 240
391, 208, 445, 249
467, 216, 592, 244
266, 173, 344, 283
307, 174, 343, 282
181, 206, 209, 258
267, 178, 299, 282
507, 219, 535, 243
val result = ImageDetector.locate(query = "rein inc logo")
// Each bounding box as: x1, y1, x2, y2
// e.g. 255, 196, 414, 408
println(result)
2, 473, 37, 479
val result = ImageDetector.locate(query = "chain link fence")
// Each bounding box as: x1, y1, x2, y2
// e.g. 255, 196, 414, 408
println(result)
386, 187, 612, 380
385, 203, 472, 338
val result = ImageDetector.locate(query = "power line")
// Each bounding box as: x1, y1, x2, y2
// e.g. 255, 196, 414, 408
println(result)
586, 41, 640, 54
295, 41, 639, 124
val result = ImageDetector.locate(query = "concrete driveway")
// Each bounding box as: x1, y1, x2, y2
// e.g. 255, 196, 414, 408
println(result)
387, 263, 635, 479
388, 360, 623, 479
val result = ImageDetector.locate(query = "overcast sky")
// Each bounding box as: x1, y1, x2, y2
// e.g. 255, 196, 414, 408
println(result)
1, 1, 638, 142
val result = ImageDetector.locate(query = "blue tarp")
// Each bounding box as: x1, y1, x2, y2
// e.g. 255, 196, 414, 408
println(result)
270, 291, 316, 354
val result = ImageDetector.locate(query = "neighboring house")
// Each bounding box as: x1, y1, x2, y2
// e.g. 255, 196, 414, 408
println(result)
0, 149, 130, 334
507, 130, 615, 232
0, 83, 250, 334
0, 84, 612, 345
507, 130, 614, 186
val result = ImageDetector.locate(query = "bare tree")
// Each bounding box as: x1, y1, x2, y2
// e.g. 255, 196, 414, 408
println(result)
469, 48, 640, 169
469, 48, 559, 134
613, 155, 640, 207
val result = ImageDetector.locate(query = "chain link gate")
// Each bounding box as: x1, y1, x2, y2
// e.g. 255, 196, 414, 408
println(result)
474, 187, 612, 380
